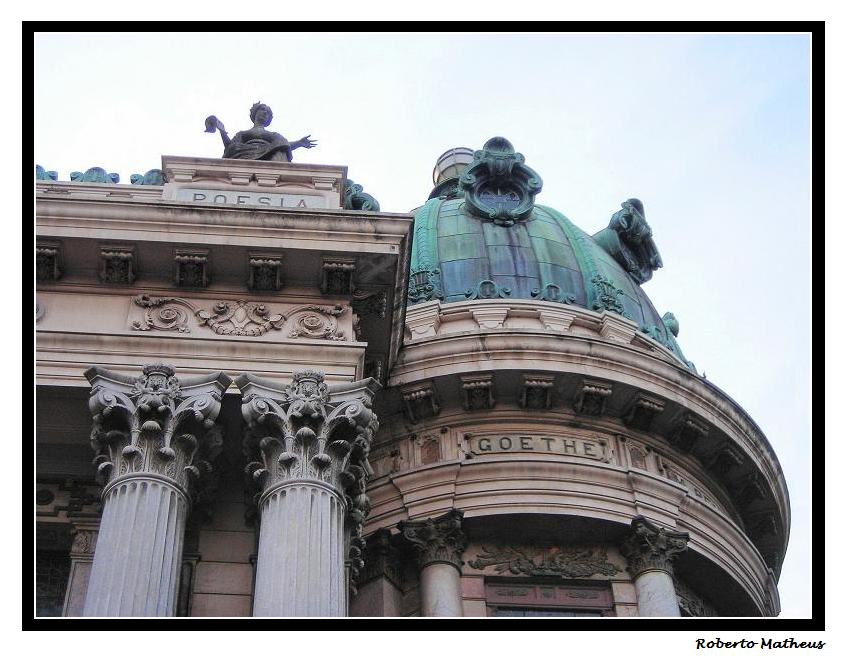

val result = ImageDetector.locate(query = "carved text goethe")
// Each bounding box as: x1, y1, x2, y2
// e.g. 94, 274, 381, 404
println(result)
469, 434, 611, 462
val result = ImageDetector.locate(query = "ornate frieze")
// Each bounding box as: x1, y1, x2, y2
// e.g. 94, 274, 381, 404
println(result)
86, 364, 229, 501
36, 242, 62, 282
321, 258, 356, 296
130, 295, 348, 340
399, 509, 467, 571
623, 392, 665, 432
199, 300, 283, 336
519, 374, 555, 410
400, 381, 440, 423
461, 374, 495, 410
248, 253, 282, 292
99, 245, 136, 285
238, 370, 380, 587
469, 545, 621, 578
174, 249, 209, 288
619, 516, 688, 578
573, 378, 613, 416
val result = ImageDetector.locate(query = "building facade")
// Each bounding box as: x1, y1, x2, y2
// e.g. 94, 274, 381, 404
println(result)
34, 137, 789, 618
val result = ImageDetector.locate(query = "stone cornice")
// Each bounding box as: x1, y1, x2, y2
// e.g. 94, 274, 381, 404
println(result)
85, 364, 230, 504
399, 509, 468, 571
36, 193, 413, 250
620, 516, 689, 578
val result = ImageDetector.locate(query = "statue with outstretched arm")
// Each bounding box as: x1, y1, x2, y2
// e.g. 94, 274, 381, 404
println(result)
205, 102, 316, 162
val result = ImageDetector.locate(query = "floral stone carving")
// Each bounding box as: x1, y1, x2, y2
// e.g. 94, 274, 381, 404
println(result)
619, 516, 689, 578
237, 370, 381, 589
85, 364, 230, 502
131, 295, 347, 340
399, 509, 467, 571
469, 544, 621, 578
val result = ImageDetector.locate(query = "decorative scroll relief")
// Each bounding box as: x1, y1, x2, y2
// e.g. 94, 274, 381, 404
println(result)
469, 545, 621, 578
129, 295, 347, 340
467, 434, 615, 464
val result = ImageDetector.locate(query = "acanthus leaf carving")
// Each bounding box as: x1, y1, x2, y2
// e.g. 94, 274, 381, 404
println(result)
131, 295, 349, 341
86, 364, 230, 504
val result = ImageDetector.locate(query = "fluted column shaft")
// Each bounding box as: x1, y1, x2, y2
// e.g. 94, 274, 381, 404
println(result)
620, 515, 689, 617
82, 364, 228, 617
400, 509, 467, 617
84, 477, 187, 616
253, 482, 347, 616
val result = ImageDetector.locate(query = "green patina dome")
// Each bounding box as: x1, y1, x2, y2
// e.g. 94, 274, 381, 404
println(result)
409, 137, 693, 369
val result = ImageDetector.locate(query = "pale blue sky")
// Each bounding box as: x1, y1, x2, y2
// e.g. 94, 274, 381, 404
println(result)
34, 32, 812, 617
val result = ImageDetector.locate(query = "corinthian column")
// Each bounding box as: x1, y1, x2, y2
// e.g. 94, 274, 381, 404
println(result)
400, 510, 467, 617
620, 516, 689, 617
83, 364, 229, 616
237, 370, 380, 617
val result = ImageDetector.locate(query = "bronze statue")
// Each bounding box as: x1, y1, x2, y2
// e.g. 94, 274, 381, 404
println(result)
205, 102, 316, 162
593, 198, 663, 285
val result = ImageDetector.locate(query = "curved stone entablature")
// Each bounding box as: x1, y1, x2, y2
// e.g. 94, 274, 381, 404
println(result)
364, 409, 779, 615
385, 298, 789, 580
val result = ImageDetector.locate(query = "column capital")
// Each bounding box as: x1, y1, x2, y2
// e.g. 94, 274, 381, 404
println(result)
620, 515, 689, 578
399, 509, 468, 572
85, 364, 230, 503
236, 370, 381, 588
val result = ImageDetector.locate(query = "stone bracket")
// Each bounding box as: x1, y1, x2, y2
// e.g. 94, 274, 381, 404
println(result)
401, 381, 440, 423
461, 374, 495, 411
174, 248, 210, 289
623, 392, 666, 432
99, 244, 136, 285
321, 258, 356, 296
36, 240, 63, 282
519, 373, 555, 409
574, 378, 613, 416
248, 252, 283, 292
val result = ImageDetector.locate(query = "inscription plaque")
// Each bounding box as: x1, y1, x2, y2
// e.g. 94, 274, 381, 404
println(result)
468, 434, 611, 462
176, 188, 328, 209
